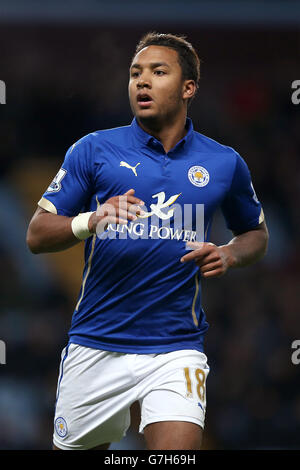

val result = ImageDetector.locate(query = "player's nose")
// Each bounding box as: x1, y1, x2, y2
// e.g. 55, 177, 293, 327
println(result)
137, 73, 151, 89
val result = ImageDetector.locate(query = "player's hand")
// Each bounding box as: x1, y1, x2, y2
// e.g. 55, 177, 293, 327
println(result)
88, 189, 145, 234
180, 242, 233, 278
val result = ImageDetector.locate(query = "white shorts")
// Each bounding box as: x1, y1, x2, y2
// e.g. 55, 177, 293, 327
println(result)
53, 343, 210, 450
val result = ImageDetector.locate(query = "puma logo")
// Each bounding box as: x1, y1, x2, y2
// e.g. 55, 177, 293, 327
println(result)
120, 161, 141, 176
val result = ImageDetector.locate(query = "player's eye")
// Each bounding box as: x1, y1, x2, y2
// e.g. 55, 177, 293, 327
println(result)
131, 71, 140, 78
154, 70, 166, 76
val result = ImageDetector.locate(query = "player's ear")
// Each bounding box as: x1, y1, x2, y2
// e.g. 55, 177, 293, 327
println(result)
182, 80, 196, 101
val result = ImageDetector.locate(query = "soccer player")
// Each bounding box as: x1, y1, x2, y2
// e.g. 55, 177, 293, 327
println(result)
26, 32, 269, 450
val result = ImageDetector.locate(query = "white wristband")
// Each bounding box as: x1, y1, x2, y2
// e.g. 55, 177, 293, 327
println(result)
71, 212, 94, 240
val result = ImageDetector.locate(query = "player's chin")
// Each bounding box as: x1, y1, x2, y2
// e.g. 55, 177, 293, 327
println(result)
135, 108, 161, 124
135, 106, 156, 117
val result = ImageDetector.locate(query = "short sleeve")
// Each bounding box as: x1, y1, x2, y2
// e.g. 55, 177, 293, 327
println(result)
221, 152, 264, 234
38, 136, 94, 216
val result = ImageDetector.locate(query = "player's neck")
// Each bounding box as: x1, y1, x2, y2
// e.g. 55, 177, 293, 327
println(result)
137, 113, 187, 154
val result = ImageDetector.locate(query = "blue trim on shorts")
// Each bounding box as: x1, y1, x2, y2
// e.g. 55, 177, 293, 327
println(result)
55, 344, 70, 409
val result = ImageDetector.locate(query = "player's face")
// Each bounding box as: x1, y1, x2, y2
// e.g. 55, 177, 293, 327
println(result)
128, 46, 190, 124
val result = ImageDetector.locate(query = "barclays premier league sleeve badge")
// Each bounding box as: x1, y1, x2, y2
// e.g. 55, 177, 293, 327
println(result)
47, 168, 67, 192
188, 166, 210, 187
55, 417, 68, 438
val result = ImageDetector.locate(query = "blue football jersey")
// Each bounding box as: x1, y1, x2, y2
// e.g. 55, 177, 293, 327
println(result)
38, 118, 264, 353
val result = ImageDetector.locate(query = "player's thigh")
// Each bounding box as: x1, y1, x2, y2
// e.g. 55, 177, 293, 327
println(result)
53, 344, 133, 450
138, 349, 209, 449
144, 420, 203, 450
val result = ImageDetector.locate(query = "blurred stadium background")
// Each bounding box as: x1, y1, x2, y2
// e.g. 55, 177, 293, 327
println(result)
0, 0, 299, 450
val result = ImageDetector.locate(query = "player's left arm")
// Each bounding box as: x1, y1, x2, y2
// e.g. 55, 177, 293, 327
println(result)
180, 220, 269, 278
181, 150, 269, 278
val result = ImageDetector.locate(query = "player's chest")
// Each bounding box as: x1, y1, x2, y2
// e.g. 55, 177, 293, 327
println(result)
93, 147, 230, 208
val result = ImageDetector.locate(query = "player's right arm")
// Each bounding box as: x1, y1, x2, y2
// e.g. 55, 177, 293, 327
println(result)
26, 189, 143, 254
26, 206, 80, 254
26, 134, 144, 255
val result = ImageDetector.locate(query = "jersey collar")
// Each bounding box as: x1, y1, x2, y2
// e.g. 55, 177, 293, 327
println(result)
130, 116, 194, 153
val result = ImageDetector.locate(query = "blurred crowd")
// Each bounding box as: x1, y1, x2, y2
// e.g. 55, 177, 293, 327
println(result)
0, 26, 299, 449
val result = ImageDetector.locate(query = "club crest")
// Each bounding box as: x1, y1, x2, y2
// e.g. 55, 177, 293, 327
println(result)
188, 166, 210, 187
55, 417, 68, 438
